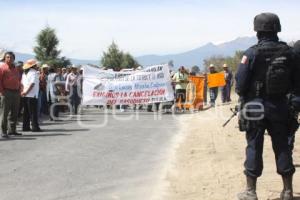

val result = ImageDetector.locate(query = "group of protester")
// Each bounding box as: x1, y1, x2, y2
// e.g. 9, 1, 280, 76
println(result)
0, 50, 82, 139
171, 64, 233, 109
0, 49, 233, 131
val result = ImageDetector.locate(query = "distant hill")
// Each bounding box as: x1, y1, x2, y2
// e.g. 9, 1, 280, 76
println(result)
6, 36, 257, 67
135, 36, 257, 68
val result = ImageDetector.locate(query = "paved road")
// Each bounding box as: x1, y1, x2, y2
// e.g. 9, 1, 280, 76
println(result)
0, 108, 180, 200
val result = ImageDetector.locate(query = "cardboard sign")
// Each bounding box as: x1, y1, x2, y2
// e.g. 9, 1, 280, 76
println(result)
207, 72, 226, 88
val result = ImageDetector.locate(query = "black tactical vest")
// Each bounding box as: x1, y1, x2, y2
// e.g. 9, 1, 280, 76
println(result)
247, 41, 293, 99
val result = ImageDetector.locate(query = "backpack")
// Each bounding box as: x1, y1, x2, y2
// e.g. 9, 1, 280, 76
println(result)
265, 46, 291, 96
249, 42, 292, 98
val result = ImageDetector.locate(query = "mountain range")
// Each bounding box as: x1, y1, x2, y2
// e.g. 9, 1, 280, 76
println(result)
136, 36, 257, 68
9, 36, 258, 68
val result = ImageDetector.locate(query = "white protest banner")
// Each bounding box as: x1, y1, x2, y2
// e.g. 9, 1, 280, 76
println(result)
82, 64, 174, 105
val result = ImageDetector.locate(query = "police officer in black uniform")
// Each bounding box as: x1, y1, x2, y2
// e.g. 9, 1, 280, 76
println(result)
235, 13, 299, 200
294, 40, 300, 54
287, 40, 300, 153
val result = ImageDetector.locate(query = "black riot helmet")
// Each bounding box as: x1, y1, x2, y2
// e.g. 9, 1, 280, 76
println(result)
254, 12, 281, 32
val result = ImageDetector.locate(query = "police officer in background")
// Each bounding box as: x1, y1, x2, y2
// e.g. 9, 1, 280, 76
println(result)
235, 13, 299, 200
294, 40, 300, 54
287, 40, 300, 153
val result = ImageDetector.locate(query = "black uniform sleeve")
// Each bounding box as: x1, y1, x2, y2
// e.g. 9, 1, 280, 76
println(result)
235, 48, 255, 97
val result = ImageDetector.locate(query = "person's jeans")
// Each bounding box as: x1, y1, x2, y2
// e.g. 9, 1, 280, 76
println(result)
209, 87, 218, 106
23, 97, 40, 130
0, 90, 20, 134
244, 118, 295, 177
38, 90, 48, 117
221, 82, 231, 103
69, 86, 80, 114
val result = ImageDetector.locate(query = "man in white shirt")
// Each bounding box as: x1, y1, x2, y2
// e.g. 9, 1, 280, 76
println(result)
21, 59, 41, 132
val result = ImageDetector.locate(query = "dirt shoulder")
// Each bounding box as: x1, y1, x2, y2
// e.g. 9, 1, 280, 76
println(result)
164, 102, 300, 200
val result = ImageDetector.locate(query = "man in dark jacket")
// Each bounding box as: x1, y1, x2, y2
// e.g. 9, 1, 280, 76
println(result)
235, 13, 299, 200
221, 63, 233, 103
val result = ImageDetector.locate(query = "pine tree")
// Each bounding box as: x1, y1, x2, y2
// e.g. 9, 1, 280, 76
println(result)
101, 42, 123, 70
34, 26, 70, 68
101, 42, 139, 70
121, 53, 139, 69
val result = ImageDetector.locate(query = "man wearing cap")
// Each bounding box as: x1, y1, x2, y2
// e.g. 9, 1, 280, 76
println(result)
208, 64, 218, 107
21, 59, 41, 132
221, 63, 233, 103
0, 52, 21, 138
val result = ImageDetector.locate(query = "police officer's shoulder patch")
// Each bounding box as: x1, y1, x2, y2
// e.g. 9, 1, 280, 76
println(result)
241, 55, 248, 64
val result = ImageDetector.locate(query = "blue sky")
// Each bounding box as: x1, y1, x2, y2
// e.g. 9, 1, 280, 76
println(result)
0, 0, 299, 59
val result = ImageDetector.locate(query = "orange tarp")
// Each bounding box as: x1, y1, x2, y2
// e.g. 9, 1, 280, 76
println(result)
177, 75, 205, 110
207, 72, 226, 88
